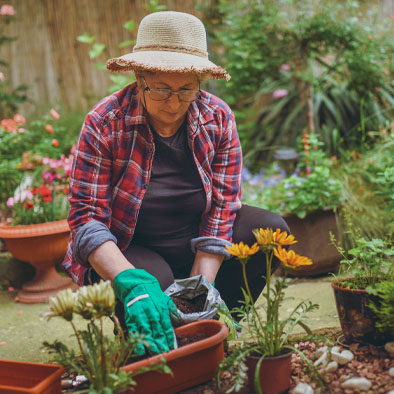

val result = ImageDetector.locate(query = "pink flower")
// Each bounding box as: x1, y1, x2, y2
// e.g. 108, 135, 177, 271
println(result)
8, 286, 14, 291
13, 113, 26, 125
43, 171, 55, 183
279, 63, 291, 72
273, 89, 289, 100
0, 342, 6, 346
0, 4, 15, 15
6, 197, 15, 207
18, 127, 24, 134
17, 311, 23, 316
49, 108, 60, 120
0, 72, 5, 82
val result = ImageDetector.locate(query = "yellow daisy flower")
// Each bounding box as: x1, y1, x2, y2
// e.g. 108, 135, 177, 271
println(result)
274, 246, 313, 270
225, 241, 259, 261
253, 227, 297, 247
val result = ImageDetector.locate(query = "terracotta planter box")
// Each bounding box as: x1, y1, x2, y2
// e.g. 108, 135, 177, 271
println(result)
122, 320, 228, 394
0, 360, 64, 394
284, 208, 341, 276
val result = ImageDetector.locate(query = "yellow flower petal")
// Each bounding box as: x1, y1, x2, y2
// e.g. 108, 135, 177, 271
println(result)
274, 246, 312, 269
225, 241, 259, 259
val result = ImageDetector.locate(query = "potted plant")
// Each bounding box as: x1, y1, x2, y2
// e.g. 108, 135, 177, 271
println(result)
218, 228, 325, 394
242, 135, 344, 277
0, 109, 77, 303
331, 233, 394, 345
44, 280, 229, 394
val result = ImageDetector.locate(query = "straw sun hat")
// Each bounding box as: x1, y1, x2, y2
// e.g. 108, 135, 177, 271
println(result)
106, 11, 230, 81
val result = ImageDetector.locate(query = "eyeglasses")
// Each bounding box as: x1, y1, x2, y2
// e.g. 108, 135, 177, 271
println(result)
142, 77, 200, 102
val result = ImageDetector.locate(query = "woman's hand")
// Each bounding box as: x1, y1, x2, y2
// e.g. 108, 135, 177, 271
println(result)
190, 250, 224, 283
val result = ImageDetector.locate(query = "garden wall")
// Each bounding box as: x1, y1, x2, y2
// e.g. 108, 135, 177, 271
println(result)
0, 0, 212, 115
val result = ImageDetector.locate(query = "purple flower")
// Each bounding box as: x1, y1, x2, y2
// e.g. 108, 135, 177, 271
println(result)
249, 175, 261, 186
273, 89, 289, 100
241, 167, 252, 181
287, 192, 294, 197
284, 183, 292, 189
279, 63, 291, 72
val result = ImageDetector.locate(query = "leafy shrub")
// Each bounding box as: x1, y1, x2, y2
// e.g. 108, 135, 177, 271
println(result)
202, 0, 394, 166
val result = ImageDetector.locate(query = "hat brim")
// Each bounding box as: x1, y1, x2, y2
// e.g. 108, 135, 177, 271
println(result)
106, 51, 230, 81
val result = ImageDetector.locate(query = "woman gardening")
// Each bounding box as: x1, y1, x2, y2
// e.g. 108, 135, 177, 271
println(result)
62, 11, 290, 356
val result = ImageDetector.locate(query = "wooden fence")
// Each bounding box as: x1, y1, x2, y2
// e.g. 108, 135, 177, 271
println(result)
1, 0, 393, 116
0, 0, 211, 115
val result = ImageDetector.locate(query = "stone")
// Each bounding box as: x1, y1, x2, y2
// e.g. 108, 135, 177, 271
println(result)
389, 367, 394, 377
331, 350, 353, 365
341, 377, 372, 391
293, 382, 314, 394
315, 346, 328, 358
314, 351, 328, 367
340, 349, 354, 362
331, 345, 341, 353
387, 391, 394, 394
384, 342, 394, 355
325, 361, 338, 373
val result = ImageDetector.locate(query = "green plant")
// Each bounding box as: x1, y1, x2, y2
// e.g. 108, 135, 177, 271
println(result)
203, 0, 394, 165
368, 280, 394, 338
76, 1, 167, 94
217, 228, 324, 392
337, 127, 394, 244
242, 134, 343, 218
43, 281, 171, 394
331, 232, 394, 291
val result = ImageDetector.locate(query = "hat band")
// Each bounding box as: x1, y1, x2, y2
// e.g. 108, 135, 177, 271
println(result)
133, 44, 208, 58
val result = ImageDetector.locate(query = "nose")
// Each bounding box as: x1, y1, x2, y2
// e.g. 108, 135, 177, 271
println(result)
166, 93, 181, 111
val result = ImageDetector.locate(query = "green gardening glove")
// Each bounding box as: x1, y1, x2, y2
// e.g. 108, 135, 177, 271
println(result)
113, 269, 179, 355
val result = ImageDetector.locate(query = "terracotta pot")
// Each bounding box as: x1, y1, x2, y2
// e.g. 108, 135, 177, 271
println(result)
246, 349, 292, 394
0, 360, 64, 394
0, 219, 78, 303
332, 280, 387, 345
283, 208, 341, 276
122, 320, 228, 394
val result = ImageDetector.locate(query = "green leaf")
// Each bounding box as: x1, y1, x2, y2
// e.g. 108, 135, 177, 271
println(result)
119, 39, 136, 49
89, 43, 106, 59
77, 32, 95, 44
94, 63, 107, 70
123, 20, 135, 32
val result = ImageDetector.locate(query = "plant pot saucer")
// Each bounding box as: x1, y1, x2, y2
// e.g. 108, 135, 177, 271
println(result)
15, 278, 79, 304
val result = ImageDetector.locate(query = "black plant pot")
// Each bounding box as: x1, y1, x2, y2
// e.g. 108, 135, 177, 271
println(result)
332, 280, 389, 346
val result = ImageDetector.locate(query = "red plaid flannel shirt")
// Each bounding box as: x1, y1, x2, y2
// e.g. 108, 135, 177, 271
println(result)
62, 83, 242, 285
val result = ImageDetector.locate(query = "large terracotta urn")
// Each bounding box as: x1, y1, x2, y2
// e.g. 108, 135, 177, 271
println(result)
0, 219, 78, 303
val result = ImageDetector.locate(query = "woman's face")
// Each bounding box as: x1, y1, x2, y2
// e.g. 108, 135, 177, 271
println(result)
137, 72, 199, 130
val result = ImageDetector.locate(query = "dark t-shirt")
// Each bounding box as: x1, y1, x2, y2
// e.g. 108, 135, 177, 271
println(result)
132, 122, 206, 249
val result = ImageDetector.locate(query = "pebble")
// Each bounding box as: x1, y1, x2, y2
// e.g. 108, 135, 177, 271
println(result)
325, 361, 338, 373
341, 377, 372, 391
387, 391, 394, 394
331, 345, 341, 353
314, 351, 328, 367
315, 346, 327, 358
61, 379, 73, 388
385, 342, 394, 355
331, 350, 354, 365
389, 367, 394, 377
292, 382, 314, 394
